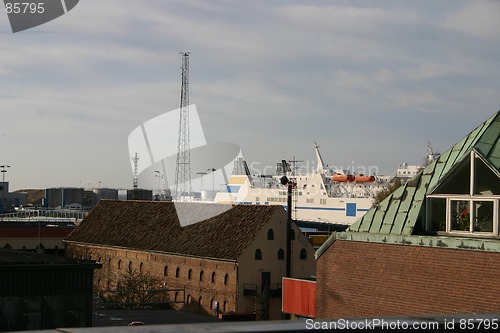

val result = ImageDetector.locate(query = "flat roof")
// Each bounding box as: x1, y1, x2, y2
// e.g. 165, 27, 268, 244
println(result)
0, 248, 100, 268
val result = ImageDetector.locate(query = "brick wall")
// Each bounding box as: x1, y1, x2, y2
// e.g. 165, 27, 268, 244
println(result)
316, 240, 500, 318
66, 243, 237, 316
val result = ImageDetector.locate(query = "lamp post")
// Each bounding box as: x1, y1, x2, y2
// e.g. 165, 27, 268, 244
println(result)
207, 168, 216, 200
197, 172, 207, 201
0, 165, 9, 182
0, 165, 10, 216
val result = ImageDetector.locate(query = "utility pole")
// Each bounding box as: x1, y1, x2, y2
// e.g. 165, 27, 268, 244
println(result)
175, 52, 192, 200
279, 175, 294, 279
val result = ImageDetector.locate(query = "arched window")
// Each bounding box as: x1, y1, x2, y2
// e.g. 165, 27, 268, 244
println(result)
200, 270, 204, 281
176, 267, 180, 278
164, 266, 168, 277
139, 262, 143, 273
188, 269, 192, 280
198, 296, 202, 306
210, 299, 214, 310
277, 248, 285, 260
267, 229, 274, 240
187, 295, 191, 304
211, 272, 216, 283
224, 274, 228, 285
300, 248, 307, 260
118, 259, 122, 269
223, 301, 227, 311
255, 249, 262, 260
175, 292, 179, 302
108, 258, 111, 267
128, 261, 133, 272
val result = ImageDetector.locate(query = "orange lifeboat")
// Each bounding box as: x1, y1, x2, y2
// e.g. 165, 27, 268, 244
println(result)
354, 174, 376, 183
332, 173, 355, 182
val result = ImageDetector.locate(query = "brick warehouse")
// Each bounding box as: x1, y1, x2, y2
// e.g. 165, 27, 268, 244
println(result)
316, 110, 500, 318
64, 200, 316, 319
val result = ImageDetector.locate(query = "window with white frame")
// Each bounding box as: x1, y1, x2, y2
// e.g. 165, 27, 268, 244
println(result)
427, 150, 500, 235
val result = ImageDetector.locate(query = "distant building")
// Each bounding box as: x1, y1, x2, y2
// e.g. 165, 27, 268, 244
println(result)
315, 110, 500, 318
64, 201, 316, 320
126, 188, 153, 201
0, 248, 101, 331
395, 162, 422, 180
395, 143, 440, 182
44, 187, 84, 209
0, 181, 27, 213
91, 188, 119, 207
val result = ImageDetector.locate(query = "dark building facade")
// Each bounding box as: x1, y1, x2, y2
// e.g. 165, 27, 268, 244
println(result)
0, 249, 101, 331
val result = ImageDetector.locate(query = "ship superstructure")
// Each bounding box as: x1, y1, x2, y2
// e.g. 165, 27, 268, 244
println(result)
214, 143, 391, 225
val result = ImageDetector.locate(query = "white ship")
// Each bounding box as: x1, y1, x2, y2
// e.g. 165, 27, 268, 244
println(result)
214, 143, 391, 225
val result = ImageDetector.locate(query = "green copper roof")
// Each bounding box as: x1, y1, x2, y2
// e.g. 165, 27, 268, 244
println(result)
317, 110, 500, 259
346, 110, 500, 237
350, 110, 500, 237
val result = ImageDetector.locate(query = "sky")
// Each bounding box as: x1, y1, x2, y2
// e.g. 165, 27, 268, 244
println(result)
1, 0, 500, 191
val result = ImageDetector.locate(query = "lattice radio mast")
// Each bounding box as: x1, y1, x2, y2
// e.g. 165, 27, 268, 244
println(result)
174, 52, 192, 199
132, 152, 139, 189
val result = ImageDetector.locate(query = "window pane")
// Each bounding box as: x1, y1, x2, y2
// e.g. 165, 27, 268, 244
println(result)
450, 200, 470, 231
433, 159, 470, 195
473, 201, 493, 232
474, 157, 500, 195
428, 198, 446, 231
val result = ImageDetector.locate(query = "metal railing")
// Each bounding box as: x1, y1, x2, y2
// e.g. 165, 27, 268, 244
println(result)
0, 208, 87, 222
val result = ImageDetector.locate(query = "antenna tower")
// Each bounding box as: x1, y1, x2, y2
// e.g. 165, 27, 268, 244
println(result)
132, 152, 139, 189
175, 52, 192, 199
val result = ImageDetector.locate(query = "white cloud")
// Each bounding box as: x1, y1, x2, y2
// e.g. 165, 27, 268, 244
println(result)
1, 0, 500, 189
443, 0, 500, 39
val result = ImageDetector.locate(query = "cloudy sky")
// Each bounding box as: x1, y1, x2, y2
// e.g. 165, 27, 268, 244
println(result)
1, 0, 500, 191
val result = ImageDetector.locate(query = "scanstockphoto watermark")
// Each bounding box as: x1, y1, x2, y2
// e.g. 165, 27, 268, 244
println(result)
305, 318, 441, 330
128, 104, 243, 227
305, 318, 500, 330
3, 0, 80, 33
248, 160, 380, 179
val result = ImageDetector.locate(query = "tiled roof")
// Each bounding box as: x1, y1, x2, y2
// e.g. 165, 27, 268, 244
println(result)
346, 110, 500, 236
65, 200, 283, 260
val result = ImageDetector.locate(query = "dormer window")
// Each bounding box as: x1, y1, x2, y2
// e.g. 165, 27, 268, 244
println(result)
427, 150, 500, 236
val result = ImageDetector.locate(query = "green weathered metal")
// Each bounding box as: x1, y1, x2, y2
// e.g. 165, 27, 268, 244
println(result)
333, 232, 500, 253
348, 110, 500, 237
316, 111, 500, 260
